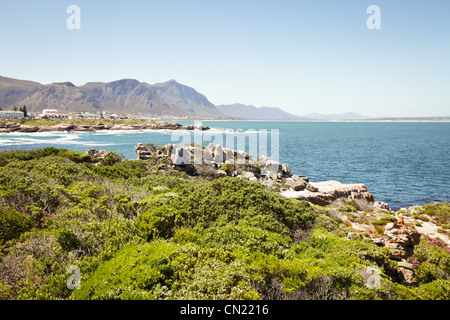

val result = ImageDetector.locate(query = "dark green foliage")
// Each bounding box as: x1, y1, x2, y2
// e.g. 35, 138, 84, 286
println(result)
58, 150, 92, 163
100, 151, 124, 166
0, 207, 33, 244
137, 177, 316, 241
0, 147, 59, 167
56, 228, 80, 252
92, 159, 148, 180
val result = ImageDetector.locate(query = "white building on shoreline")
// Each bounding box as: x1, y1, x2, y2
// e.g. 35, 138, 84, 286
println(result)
0, 111, 24, 119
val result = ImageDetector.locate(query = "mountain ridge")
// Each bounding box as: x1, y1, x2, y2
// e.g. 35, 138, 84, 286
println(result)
0, 76, 226, 118
0, 75, 370, 120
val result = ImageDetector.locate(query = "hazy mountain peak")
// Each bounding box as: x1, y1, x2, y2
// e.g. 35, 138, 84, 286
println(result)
217, 103, 308, 120
83, 82, 105, 86
51, 82, 76, 87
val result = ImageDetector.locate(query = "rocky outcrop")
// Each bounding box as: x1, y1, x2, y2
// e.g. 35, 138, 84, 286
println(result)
37, 123, 77, 132
182, 123, 210, 131
373, 201, 391, 211
18, 124, 39, 132
284, 175, 309, 191
0, 122, 21, 133
370, 219, 421, 286
383, 219, 421, 261
135, 142, 376, 207
85, 149, 112, 160
281, 180, 375, 206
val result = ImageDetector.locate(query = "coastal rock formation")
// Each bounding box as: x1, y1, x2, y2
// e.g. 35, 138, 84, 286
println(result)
135, 142, 376, 207
383, 219, 421, 261
373, 201, 391, 211
85, 149, 112, 160
281, 181, 375, 206
0, 122, 20, 132
182, 123, 210, 131
37, 123, 77, 132
369, 219, 421, 286
18, 124, 39, 132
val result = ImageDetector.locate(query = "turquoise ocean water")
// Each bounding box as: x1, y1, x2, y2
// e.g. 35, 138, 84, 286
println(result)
1, 121, 449, 210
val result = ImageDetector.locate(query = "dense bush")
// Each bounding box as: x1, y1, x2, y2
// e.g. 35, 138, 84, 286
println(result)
0, 207, 33, 244
137, 177, 317, 241
0, 148, 449, 300
421, 203, 450, 226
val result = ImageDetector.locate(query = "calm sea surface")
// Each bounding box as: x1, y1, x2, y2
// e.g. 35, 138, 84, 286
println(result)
1, 121, 449, 210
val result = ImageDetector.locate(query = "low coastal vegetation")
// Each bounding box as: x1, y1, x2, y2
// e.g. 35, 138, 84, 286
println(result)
0, 148, 449, 300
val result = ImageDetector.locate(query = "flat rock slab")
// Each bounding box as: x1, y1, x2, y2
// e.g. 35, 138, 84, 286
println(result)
280, 180, 374, 206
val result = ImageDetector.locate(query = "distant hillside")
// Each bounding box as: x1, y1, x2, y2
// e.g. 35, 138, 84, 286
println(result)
0, 76, 41, 107
0, 76, 227, 118
0, 75, 371, 120
217, 104, 369, 121
217, 104, 308, 120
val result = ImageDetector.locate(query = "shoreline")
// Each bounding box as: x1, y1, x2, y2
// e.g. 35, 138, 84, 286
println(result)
0, 120, 210, 133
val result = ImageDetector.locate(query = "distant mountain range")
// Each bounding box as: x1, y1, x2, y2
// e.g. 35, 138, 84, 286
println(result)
217, 104, 369, 120
0, 75, 371, 120
216, 104, 309, 120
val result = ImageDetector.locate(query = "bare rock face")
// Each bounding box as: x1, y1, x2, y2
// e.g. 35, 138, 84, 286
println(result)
182, 124, 209, 130
284, 177, 308, 191
281, 180, 374, 206
383, 219, 421, 260
0, 122, 21, 132
135, 143, 156, 160
86, 149, 111, 160
37, 123, 77, 132
374, 201, 391, 211
18, 124, 39, 132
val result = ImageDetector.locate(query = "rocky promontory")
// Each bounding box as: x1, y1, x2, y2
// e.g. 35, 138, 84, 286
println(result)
133, 142, 376, 206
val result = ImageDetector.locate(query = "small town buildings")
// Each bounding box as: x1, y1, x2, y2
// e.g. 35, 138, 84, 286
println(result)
40, 109, 68, 119
42, 109, 58, 116
0, 111, 25, 119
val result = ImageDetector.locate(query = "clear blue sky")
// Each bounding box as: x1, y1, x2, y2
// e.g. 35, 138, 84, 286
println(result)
0, 0, 449, 117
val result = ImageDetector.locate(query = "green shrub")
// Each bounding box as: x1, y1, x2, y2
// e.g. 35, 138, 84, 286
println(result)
100, 152, 124, 166
56, 228, 80, 252
346, 200, 360, 212
0, 207, 33, 243
58, 150, 92, 163
413, 236, 450, 284
414, 279, 450, 300
2, 148, 450, 300
0, 147, 59, 167
219, 163, 229, 172
380, 214, 396, 222
421, 203, 450, 225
